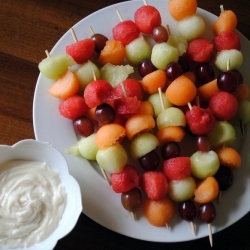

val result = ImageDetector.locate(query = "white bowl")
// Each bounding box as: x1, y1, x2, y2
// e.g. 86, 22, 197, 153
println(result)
0, 139, 82, 250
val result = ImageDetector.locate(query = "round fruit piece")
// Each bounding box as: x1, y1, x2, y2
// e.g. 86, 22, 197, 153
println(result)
168, 176, 196, 202
190, 150, 220, 179
96, 143, 128, 174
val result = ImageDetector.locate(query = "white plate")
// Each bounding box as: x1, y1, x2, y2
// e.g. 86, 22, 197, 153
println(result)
33, 0, 250, 242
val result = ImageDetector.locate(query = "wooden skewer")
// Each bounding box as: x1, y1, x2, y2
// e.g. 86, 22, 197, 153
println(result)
130, 212, 135, 219
187, 102, 192, 110
88, 26, 95, 36
45, 50, 50, 58
70, 27, 78, 42
143, 0, 148, 6
220, 5, 224, 13
208, 223, 213, 247
158, 87, 165, 111
190, 221, 196, 236
116, 10, 123, 22
121, 82, 128, 98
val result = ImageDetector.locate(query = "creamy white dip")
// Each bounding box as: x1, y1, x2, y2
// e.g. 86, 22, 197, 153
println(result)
0, 160, 66, 248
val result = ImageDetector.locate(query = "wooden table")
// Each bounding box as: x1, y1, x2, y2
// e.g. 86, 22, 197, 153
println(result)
1, 0, 250, 249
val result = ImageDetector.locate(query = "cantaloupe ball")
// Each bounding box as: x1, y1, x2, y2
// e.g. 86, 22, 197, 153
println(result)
96, 123, 126, 149
125, 114, 155, 140
166, 75, 197, 106
143, 196, 175, 227
168, 0, 197, 21
213, 10, 237, 35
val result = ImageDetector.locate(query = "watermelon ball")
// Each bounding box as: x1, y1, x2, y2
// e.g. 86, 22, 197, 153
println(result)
114, 96, 141, 115
162, 157, 191, 181
112, 78, 143, 100
213, 30, 241, 52
83, 79, 113, 108
112, 20, 140, 46
59, 95, 88, 120
185, 106, 216, 135
141, 171, 168, 200
186, 38, 214, 63
111, 164, 140, 193
134, 5, 161, 34
66, 38, 95, 64
209, 91, 239, 121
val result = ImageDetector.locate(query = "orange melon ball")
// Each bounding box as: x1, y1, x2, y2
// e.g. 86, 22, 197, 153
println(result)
143, 196, 175, 227
156, 126, 185, 145
213, 10, 237, 35
168, 0, 197, 21
183, 71, 196, 83
232, 83, 249, 101
96, 123, 126, 149
125, 114, 155, 140
216, 147, 241, 169
48, 70, 80, 100
197, 79, 219, 103
194, 176, 219, 204
140, 70, 166, 94
98, 40, 125, 65
165, 75, 197, 106
139, 101, 155, 116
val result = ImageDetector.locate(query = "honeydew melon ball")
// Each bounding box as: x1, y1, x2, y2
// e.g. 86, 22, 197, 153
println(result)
176, 14, 206, 42
100, 63, 134, 87
234, 100, 250, 125
168, 177, 196, 202
75, 60, 100, 90
166, 34, 188, 56
130, 133, 159, 159
125, 35, 152, 65
38, 53, 76, 79
151, 43, 179, 70
207, 121, 236, 148
156, 107, 186, 130
78, 133, 98, 161
214, 49, 243, 71
147, 92, 173, 117
190, 150, 220, 179
96, 143, 128, 173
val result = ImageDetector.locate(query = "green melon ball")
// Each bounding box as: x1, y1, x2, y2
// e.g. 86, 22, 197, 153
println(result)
190, 150, 220, 179
208, 121, 236, 148
75, 60, 100, 90
147, 92, 173, 117
168, 177, 196, 202
78, 133, 98, 160
236, 100, 250, 125
176, 14, 206, 42
151, 42, 179, 70
96, 143, 128, 173
214, 49, 243, 71
100, 63, 134, 87
130, 133, 159, 159
38, 53, 76, 79
166, 34, 188, 56
125, 36, 152, 65
156, 107, 186, 130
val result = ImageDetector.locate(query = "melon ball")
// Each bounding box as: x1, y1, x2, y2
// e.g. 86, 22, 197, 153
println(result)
168, 177, 196, 202
177, 14, 205, 42
151, 43, 179, 70
168, 0, 197, 21
214, 49, 243, 71
130, 133, 159, 159
190, 150, 220, 179
209, 91, 239, 120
